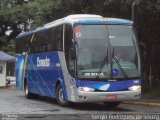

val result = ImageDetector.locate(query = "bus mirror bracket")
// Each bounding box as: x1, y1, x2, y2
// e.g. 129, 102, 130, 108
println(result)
70, 48, 76, 60
70, 39, 77, 60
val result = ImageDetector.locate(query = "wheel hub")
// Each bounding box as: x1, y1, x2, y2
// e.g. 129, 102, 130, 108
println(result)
59, 88, 64, 102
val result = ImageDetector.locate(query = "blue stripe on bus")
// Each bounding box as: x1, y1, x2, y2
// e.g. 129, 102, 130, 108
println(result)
76, 79, 141, 92
108, 19, 132, 24
27, 55, 53, 96
16, 51, 68, 100
75, 20, 106, 24
75, 19, 132, 25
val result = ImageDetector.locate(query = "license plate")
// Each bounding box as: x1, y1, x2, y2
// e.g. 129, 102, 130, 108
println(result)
106, 95, 117, 100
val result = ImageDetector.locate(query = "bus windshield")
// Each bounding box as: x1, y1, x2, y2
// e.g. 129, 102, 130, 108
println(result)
74, 25, 140, 79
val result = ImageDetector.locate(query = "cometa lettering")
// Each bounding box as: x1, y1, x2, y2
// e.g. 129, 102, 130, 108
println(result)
37, 57, 50, 67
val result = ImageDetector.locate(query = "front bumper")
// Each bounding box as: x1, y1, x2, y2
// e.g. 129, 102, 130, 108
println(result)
73, 90, 141, 103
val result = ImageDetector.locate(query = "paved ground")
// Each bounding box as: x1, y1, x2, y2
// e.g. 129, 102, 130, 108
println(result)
0, 86, 160, 120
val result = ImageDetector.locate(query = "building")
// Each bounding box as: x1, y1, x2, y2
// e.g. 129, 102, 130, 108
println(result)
0, 51, 15, 87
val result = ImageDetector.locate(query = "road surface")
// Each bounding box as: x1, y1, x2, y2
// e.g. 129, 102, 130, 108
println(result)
0, 87, 159, 120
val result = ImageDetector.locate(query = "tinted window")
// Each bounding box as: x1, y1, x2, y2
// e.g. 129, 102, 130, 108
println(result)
34, 29, 53, 53
54, 25, 63, 51
16, 25, 64, 54
31, 28, 54, 53
64, 24, 74, 76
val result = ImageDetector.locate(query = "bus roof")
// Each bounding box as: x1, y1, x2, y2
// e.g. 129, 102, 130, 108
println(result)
16, 14, 133, 39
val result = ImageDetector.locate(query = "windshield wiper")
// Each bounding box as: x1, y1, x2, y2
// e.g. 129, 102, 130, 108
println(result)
96, 48, 108, 79
111, 48, 128, 78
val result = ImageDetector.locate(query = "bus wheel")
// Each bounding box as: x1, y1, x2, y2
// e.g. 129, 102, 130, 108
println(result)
24, 81, 32, 99
56, 84, 69, 106
104, 102, 121, 107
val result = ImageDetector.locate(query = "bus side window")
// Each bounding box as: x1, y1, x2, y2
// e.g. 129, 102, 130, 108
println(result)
24, 43, 29, 53
64, 24, 74, 76
54, 25, 63, 51
45, 29, 53, 51
24, 36, 32, 54
31, 33, 37, 53
35, 31, 47, 53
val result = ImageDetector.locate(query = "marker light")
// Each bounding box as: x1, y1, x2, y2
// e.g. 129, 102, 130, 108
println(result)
78, 87, 95, 92
129, 85, 141, 91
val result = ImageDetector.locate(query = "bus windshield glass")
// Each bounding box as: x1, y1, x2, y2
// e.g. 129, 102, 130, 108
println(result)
74, 25, 140, 79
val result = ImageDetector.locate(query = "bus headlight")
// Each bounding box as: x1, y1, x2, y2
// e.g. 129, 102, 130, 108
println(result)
129, 85, 141, 91
78, 87, 95, 92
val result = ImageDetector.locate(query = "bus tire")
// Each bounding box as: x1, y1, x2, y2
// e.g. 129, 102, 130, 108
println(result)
104, 102, 121, 107
56, 84, 69, 106
24, 81, 33, 99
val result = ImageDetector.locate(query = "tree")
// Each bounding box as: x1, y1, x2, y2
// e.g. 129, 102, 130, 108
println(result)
0, 0, 38, 54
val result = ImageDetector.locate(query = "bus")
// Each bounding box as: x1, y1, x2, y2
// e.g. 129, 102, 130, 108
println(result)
16, 14, 141, 107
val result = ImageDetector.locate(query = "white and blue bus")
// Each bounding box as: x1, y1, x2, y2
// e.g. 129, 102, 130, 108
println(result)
16, 14, 141, 107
